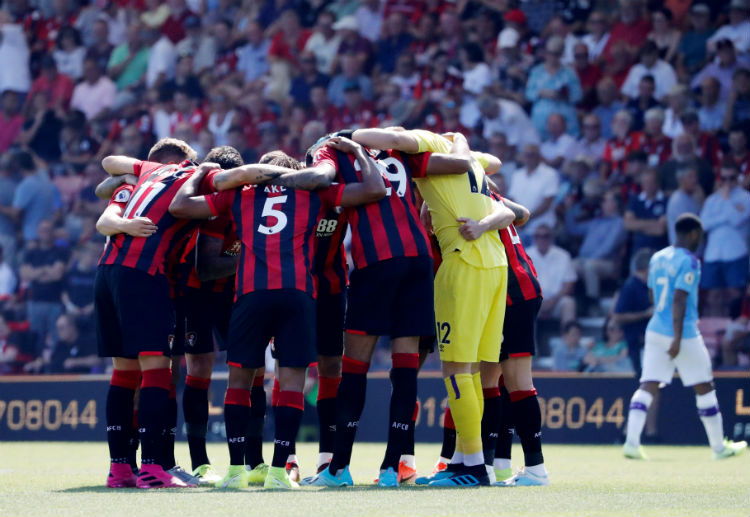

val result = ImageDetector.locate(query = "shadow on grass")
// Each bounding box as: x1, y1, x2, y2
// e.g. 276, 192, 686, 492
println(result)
57, 485, 485, 494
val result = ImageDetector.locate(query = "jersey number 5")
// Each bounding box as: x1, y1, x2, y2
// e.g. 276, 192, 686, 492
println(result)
258, 196, 288, 235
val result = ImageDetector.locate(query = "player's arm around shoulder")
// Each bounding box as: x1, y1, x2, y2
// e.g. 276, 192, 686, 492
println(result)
328, 136, 387, 207
96, 200, 157, 238
101, 155, 141, 176
351, 127, 420, 153
457, 199, 515, 241
424, 131, 472, 175
169, 163, 219, 219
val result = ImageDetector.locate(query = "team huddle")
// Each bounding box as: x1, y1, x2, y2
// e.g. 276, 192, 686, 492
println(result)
93, 126, 743, 491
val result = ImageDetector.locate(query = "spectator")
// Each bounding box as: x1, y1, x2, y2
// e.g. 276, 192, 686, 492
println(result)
107, 23, 150, 91
624, 75, 661, 132
692, 39, 749, 101
145, 27, 177, 89
676, 4, 714, 77
624, 167, 668, 258
0, 159, 17, 266
581, 11, 610, 62
376, 12, 412, 74
0, 244, 16, 297
355, 1, 384, 43
0, 12, 31, 95
613, 248, 653, 375
527, 224, 578, 327
494, 27, 533, 106
570, 190, 626, 307
161, 0, 195, 44
707, 0, 750, 55
70, 57, 117, 122
546, 15, 578, 66
328, 52, 374, 107
333, 82, 377, 130
602, 0, 652, 63
389, 53, 419, 100
680, 110, 721, 171
161, 54, 203, 101
19, 219, 69, 368
572, 41, 603, 110
333, 15, 372, 72
477, 96, 539, 151
62, 242, 97, 330
508, 144, 559, 236
49, 314, 100, 374
601, 109, 634, 178
621, 41, 677, 101
662, 84, 691, 139
175, 16, 216, 75
567, 113, 606, 168
27, 54, 75, 112
413, 51, 462, 105
540, 113, 576, 170
722, 67, 750, 132
552, 321, 588, 371
659, 133, 714, 195
526, 36, 582, 138
583, 319, 631, 373
697, 76, 726, 133
632, 108, 672, 168
205, 93, 237, 148
0, 315, 22, 374
700, 161, 750, 302
226, 125, 257, 165
666, 167, 704, 245
646, 8, 680, 63
721, 296, 750, 368
486, 132, 519, 182
592, 77, 624, 140
10, 151, 61, 242
309, 84, 338, 132
84, 19, 114, 73
304, 10, 341, 76
458, 42, 492, 127
53, 26, 86, 82
0, 90, 23, 153
726, 127, 750, 188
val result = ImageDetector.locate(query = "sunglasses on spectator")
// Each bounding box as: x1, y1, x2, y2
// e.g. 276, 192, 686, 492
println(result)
721, 175, 738, 182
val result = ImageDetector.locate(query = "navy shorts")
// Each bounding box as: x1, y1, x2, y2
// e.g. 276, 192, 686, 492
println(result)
346, 256, 435, 338
316, 290, 346, 357
227, 289, 316, 369
499, 297, 542, 362
95, 265, 174, 359
173, 285, 234, 355
701, 257, 749, 289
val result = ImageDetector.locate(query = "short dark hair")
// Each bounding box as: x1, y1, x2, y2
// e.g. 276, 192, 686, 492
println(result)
462, 42, 484, 63
563, 321, 582, 334
148, 138, 197, 163
674, 213, 703, 236
14, 150, 34, 171
626, 150, 648, 163
639, 74, 655, 85
631, 247, 652, 273
720, 159, 741, 175
203, 146, 243, 169
259, 150, 302, 170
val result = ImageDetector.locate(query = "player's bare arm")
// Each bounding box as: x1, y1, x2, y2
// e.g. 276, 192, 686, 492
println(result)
268, 162, 336, 190
95, 204, 157, 237
101, 155, 140, 176
669, 289, 688, 358
351, 127, 420, 153
195, 233, 239, 282
94, 174, 137, 200
327, 137, 387, 207
502, 198, 531, 227
168, 164, 215, 219
422, 131, 472, 175
457, 199, 515, 241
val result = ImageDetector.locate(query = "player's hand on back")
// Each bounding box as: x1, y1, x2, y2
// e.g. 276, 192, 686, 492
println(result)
326, 136, 362, 154
125, 217, 158, 237
123, 174, 138, 186
457, 217, 487, 241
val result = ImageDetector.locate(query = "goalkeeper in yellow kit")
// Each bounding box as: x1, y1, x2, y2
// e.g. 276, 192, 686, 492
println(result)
351, 128, 514, 486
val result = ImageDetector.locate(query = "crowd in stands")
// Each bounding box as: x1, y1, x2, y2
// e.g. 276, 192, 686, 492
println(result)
0, 0, 748, 375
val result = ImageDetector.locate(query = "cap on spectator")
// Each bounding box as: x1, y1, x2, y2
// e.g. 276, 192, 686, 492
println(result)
343, 80, 361, 92
690, 3, 710, 14
498, 27, 520, 49
333, 15, 359, 31
184, 16, 201, 29
503, 9, 527, 25
730, 0, 750, 11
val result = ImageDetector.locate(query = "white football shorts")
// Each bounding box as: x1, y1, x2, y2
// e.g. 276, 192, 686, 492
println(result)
640, 331, 713, 386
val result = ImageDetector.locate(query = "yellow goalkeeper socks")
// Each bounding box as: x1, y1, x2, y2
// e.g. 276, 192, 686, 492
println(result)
444, 373, 484, 467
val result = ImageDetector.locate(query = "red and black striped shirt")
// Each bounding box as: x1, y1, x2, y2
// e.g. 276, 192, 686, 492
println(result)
313, 209, 348, 296
184, 213, 240, 294
313, 146, 432, 270
491, 192, 543, 305
205, 183, 345, 298
98, 160, 200, 277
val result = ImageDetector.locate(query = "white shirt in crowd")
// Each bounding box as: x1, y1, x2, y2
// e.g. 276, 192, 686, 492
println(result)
146, 36, 176, 88
541, 133, 577, 163
70, 76, 117, 121
481, 99, 540, 148
526, 244, 577, 298
508, 163, 559, 233
304, 32, 342, 75
0, 24, 31, 93
620, 60, 677, 101
53, 47, 86, 81
707, 19, 750, 55
0, 261, 16, 297
582, 32, 610, 61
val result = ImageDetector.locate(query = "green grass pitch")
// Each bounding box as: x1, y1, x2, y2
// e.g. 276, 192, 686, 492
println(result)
0, 442, 748, 517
